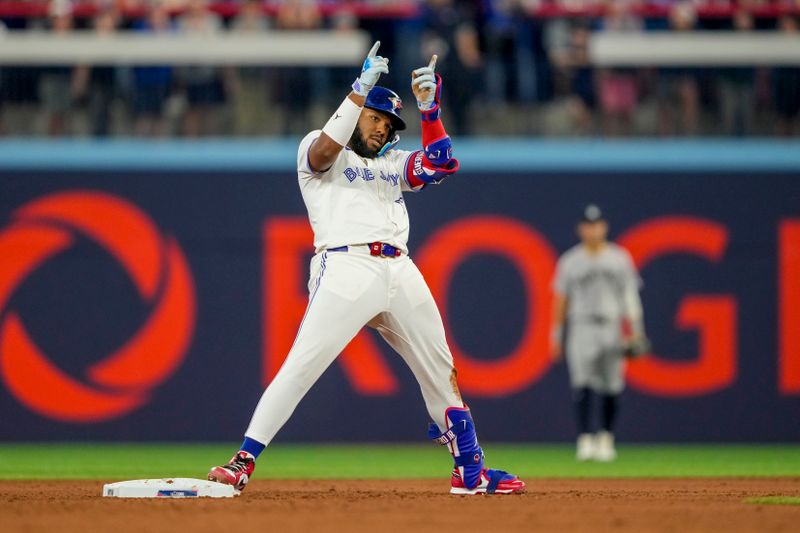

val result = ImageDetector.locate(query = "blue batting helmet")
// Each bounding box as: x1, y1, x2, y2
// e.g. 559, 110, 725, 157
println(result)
365, 86, 406, 131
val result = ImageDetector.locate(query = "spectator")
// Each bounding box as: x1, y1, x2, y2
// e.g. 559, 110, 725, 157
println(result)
772, 15, 800, 136
176, 0, 230, 136
598, 0, 643, 137
0, 16, 40, 137
421, 0, 483, 136
548, 18, 597, 135
38, 0, 76, 136
717, 9, 756, 136
656, 1, 700, 136
130, 1, 175, 137
484, 0, 526, 106
229, 0, 271, 136
272, 0, 322, 135
546, 19, 597, 135
72, 5, 121, 137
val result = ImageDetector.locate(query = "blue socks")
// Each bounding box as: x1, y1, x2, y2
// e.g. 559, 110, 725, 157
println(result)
574, 387, 593, 434
240, 437, 266, 459
601, 394, 619, 432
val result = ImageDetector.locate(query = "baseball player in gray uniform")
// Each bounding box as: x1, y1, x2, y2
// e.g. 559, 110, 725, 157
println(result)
551, 205, 645, 461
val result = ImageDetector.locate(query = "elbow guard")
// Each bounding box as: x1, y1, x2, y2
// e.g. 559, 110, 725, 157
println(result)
408, 148, 460, 186
424, 135, 453, 167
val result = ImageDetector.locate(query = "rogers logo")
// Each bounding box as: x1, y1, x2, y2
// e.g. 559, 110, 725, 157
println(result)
0, 191, 196, 423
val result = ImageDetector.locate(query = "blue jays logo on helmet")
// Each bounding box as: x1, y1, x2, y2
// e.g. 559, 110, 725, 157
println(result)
365, 86, 406, 131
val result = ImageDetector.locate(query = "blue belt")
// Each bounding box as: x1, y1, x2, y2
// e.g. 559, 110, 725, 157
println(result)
327, 242, 401, 258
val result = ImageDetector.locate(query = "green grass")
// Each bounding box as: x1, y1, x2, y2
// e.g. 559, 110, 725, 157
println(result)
744, 496, 800, 506
1, 443, 799, 480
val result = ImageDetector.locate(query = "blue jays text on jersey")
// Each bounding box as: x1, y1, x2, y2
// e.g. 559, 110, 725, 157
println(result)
343, 166, 401, 186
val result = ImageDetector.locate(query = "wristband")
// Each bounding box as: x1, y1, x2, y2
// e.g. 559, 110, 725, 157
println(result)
420, 104, 441, 122
322, 97, 362, 147
352, 77, 370, 97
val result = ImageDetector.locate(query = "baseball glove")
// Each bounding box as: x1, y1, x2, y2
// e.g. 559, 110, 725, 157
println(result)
622, 336, 651, 359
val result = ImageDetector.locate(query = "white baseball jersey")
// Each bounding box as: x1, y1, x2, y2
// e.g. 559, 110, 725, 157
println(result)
297, 130, 421, 254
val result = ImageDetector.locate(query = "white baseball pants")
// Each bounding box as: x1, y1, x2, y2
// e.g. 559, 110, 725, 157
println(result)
244, 247, 462, 445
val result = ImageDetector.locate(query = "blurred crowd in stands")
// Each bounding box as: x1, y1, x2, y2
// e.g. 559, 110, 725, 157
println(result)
0, 0, 799, 138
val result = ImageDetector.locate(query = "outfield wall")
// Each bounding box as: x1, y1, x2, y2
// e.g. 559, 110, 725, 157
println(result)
1, 139, 799, 442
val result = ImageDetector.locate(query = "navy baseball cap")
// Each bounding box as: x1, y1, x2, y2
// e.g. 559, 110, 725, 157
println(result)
581, 204, 605, 223
365, 86, 406, 131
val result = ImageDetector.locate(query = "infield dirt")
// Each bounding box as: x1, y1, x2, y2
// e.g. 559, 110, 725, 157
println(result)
2, 478, 799, 532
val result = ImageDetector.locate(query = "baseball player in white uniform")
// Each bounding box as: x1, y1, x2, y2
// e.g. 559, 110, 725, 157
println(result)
551, 205, 645, 462
208, 42, 525, 495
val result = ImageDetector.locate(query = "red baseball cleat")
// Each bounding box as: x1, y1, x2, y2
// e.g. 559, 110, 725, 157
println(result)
450, 467, 526, 495
207, 451, 255, 492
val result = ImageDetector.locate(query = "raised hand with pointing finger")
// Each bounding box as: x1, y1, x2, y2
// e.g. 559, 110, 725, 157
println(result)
352, 41, 389, 97
411, 55, 440, 112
